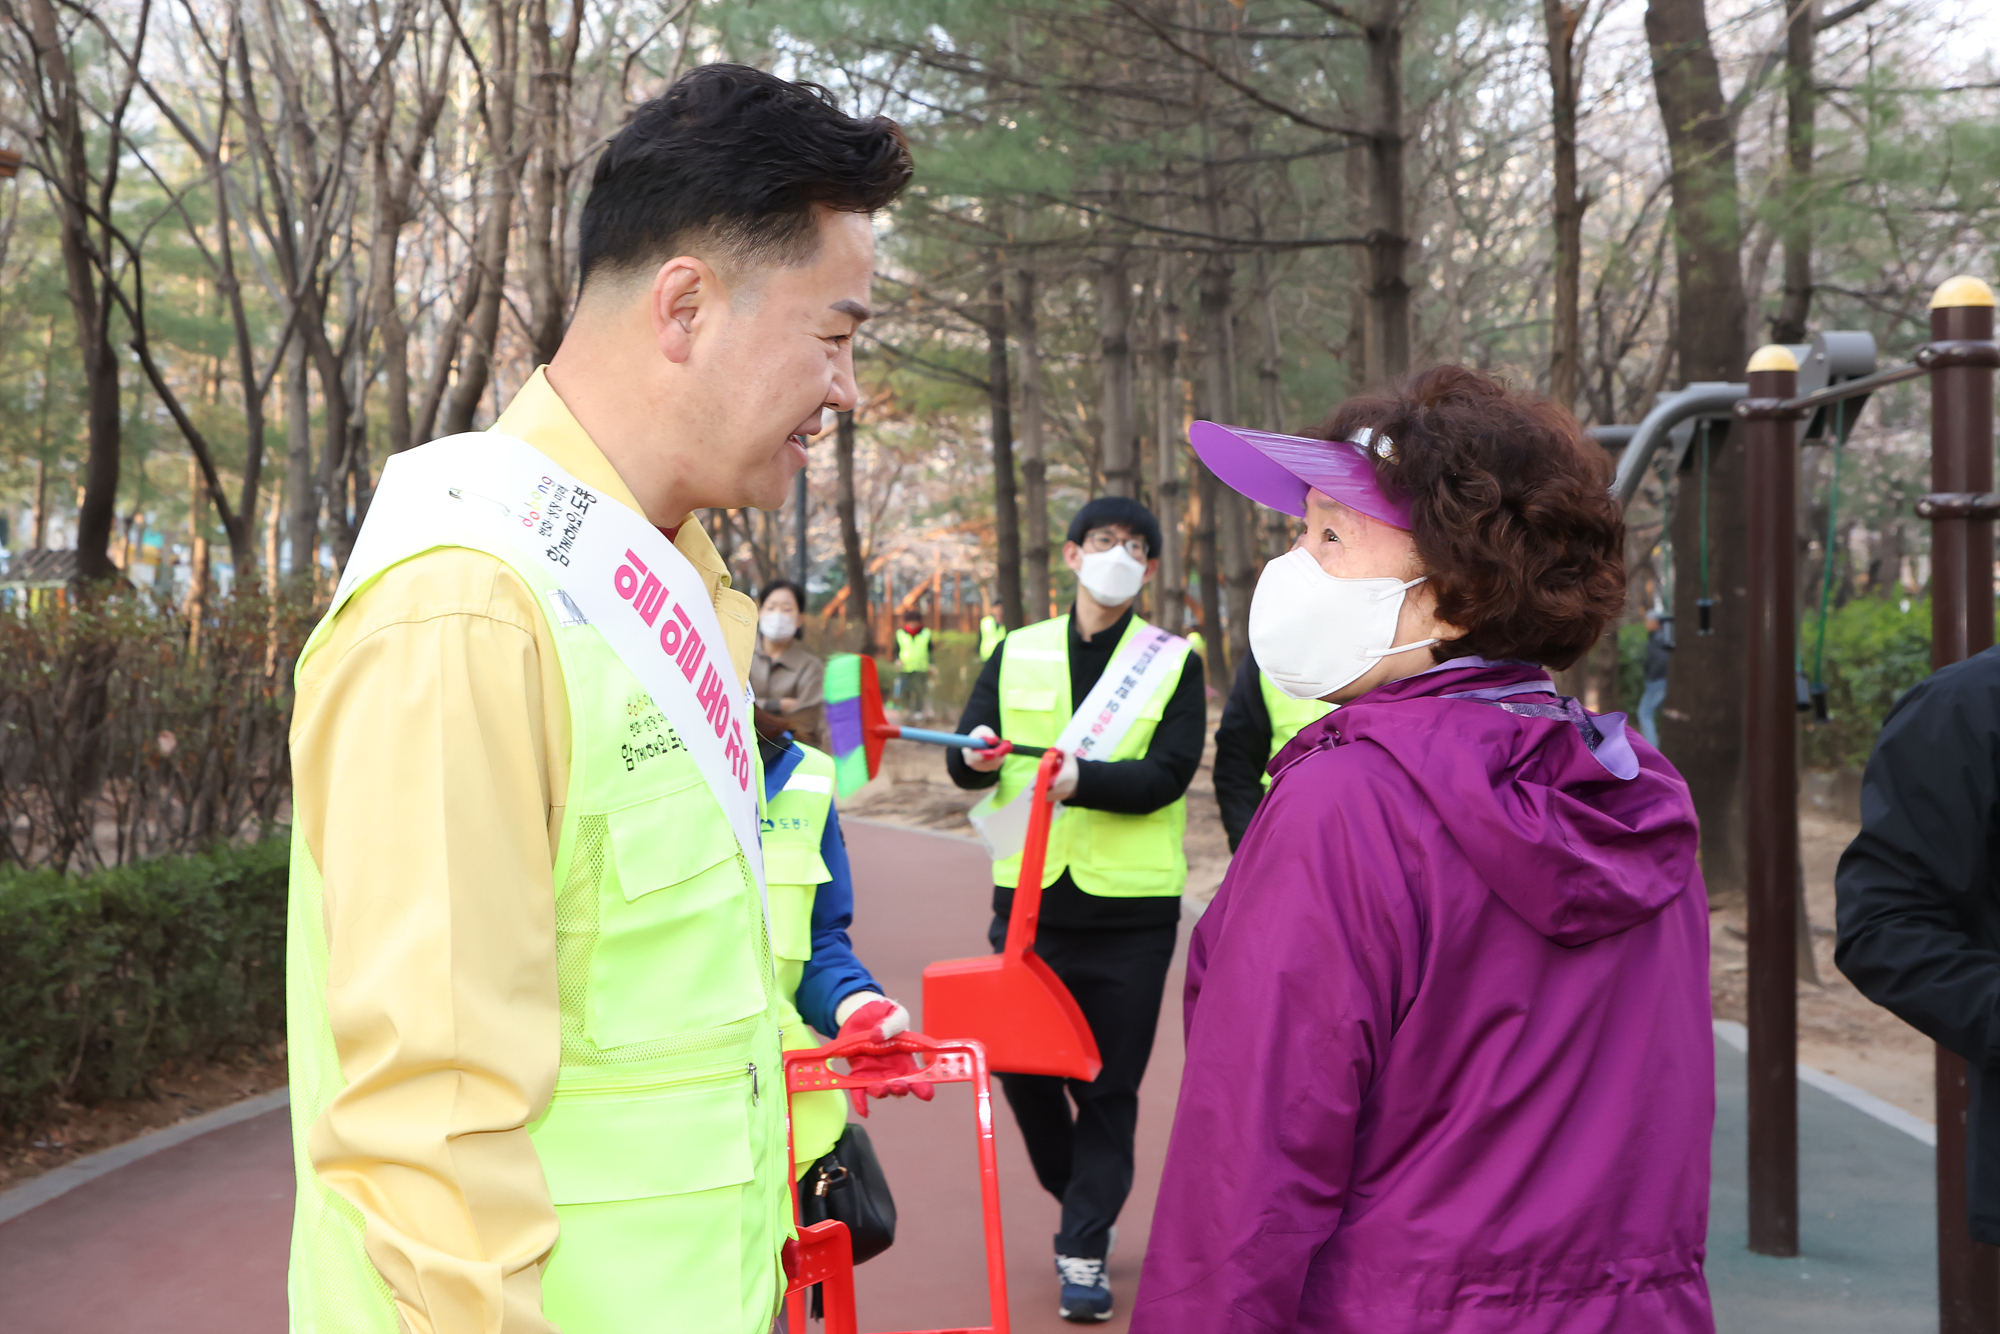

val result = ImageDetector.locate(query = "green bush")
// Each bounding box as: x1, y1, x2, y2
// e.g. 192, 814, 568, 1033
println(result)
0, 836, 289, 1125
1802, 597, 1935, 772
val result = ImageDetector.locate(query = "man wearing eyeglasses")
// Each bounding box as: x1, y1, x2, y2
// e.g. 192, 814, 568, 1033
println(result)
945, 496, 1205, 1323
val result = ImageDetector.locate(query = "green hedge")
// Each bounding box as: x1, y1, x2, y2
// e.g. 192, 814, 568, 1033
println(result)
1611, 600, 1936, 773
0, 836, 289, 1125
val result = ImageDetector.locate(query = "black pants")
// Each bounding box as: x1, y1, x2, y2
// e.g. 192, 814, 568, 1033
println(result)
987, 914, 1178, 1260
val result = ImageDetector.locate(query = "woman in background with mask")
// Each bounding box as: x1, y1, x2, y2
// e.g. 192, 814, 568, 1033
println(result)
1132, 367, 1713, 1333
752, 580, 825, 749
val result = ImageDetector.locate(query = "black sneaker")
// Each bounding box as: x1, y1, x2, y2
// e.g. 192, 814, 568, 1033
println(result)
1056, 1254, 1113, 1323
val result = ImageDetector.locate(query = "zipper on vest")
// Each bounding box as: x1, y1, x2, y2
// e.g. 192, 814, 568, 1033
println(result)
749, 1062, 759, 1104
549, 1059, 751, 1101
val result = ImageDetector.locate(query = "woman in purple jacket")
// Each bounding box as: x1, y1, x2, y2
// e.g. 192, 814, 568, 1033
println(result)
1134, 366, 1713, 1333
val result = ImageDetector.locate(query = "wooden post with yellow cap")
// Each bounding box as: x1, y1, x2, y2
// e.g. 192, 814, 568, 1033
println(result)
1921, 274, 2000, 1334
1739, 342, 1810, 1256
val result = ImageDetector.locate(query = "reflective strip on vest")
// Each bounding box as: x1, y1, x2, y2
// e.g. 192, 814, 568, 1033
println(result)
287, 525, 790, 1334
1258, 671, 1335, 789
988, 616, 1188, 897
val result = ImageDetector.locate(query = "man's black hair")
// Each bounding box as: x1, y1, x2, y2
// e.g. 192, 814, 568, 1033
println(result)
1066, 496, 1162, 559
579, 64, 912, 291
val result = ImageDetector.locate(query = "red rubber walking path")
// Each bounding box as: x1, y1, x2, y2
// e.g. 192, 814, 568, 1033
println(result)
0, 818, 1186, 1333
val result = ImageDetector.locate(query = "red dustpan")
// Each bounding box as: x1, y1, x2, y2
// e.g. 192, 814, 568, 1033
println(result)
922, 748, 1103, 1081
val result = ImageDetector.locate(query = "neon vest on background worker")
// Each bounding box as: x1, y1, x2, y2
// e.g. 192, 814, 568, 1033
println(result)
1257, 670, 1334, 789
896, 625, 932, 672
286, 530, 790, 1334
979, 615, 1007, 661
762, 744, 847, 1171
990, 615, 1190, 896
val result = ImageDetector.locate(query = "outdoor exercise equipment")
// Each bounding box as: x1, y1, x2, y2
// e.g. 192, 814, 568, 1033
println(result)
923, 747, 1103, 1082
781, 1030, 1012, 1334
824, 652, 1046, 797
1732, 277, 1997, 1327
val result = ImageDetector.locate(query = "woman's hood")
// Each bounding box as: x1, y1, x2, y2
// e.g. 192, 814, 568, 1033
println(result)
1272, 661, 1701, 947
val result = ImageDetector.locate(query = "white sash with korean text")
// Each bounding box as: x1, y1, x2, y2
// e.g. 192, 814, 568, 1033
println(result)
333, 433, 764, 894
967, 622, 1189, 863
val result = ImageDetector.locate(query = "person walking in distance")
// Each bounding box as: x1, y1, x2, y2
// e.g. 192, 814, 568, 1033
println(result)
284, 65, 913, 1334
1638, 605, 1674, 746
894, 608, 933, 717
947, 496, 1206, 1323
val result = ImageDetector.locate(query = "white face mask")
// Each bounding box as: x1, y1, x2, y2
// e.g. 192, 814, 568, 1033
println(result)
1248, 547, 1438, 700
759, 610, 798, 643
1076, 546, 1148, 606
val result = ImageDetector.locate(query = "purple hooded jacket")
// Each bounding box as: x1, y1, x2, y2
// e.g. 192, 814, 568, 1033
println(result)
1133, 660, 1713, 1333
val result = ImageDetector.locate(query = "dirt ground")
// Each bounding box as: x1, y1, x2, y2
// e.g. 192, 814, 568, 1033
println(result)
850, 729, 1936, 1125
0, 1045, 289, 1193
1710, 808, 1936, 1121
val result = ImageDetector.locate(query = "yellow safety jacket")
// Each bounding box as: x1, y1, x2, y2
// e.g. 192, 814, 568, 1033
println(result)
286, 535, 789, 1334
896, 626, 932, 673
989, 615, 1190, 897
979, 615, 1006, 661
1258, 670, 1335, 789
763, 744, 848, 1173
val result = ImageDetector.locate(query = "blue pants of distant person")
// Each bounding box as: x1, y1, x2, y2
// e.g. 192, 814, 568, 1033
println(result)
1638, 677, 1668, 746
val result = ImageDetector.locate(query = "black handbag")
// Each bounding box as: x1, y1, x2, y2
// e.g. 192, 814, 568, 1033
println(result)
798, 1121, 897, 1264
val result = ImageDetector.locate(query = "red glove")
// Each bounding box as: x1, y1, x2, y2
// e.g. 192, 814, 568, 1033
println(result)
836, 997, 933, 1117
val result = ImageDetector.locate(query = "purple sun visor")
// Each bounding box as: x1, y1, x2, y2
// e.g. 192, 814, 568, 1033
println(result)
1188, 420, 1413, 530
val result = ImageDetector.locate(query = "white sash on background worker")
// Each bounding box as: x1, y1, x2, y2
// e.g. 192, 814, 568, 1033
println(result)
968, 623, 1187, 861
335, 432, 766, 897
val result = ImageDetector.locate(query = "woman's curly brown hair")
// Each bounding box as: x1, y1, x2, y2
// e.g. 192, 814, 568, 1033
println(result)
1317, 365, 1625, 671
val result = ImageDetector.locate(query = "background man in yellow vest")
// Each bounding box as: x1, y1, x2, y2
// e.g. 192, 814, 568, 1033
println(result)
945, 496, 1205, 1323
893, 610, 932, 717
1212, 645, 1334, 851
285, 65, 911, 1334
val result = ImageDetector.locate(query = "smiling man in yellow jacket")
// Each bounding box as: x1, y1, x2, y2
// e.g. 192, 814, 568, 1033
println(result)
285, 66, 911, 1334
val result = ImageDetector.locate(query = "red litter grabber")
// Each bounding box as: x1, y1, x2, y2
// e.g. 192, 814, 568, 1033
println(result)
921, 747, 1102, 1082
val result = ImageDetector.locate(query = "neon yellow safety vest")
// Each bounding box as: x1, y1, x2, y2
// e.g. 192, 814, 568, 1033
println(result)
989, 615, 1190, 897
762, 744, 848, 1173
286, 537, 790, 1334
896, 627, 932, 673
979, 615, 1006, 661
1258, 670, 1335, 789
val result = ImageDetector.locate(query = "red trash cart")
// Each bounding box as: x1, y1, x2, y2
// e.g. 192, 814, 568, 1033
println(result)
781, 1031, 1010, 1334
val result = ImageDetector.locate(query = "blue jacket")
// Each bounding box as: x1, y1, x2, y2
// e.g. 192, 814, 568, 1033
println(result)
763, 741, 881, 1036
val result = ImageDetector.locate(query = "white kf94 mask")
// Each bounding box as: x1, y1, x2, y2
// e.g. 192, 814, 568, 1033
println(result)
1077, 546, 1148, 605
1248, 547, 1438, 700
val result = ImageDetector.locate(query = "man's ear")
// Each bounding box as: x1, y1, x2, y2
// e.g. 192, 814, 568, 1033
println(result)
652, 256, 714, 365
1060, 541, 1083, 573
1142, 556, 1160, 584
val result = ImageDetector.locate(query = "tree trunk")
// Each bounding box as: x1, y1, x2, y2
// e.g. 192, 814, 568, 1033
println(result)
522, 0, 576, 363
1772, 0, 1817, 345
441, 0, 521, 435
285, 335, 315, 578
836, 410, 869, 647
1363, 0, 1411, 386
1013, 260, 1049, 624
1545, 0, 1587, 410
32, 457, 48, 548
1647, 0, 1751, 895
1198, 248, 1253, 676
1097, 248, 1138, 498
1153, 251, 1186, 634
28, 0, 122, 583
986, 266, 1024, 630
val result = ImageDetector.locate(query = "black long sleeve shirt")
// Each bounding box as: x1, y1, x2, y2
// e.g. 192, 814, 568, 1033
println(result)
1836, 645, 2000, 1240
945, 605, 1206, 929
1213, 647, 1275, 854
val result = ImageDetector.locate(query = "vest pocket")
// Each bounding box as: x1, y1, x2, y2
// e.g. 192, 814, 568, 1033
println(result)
764, 880, 816, 964
533, 1076, 754, 1204
590, 799, 767, 1048
1082, 809, 1175, 870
